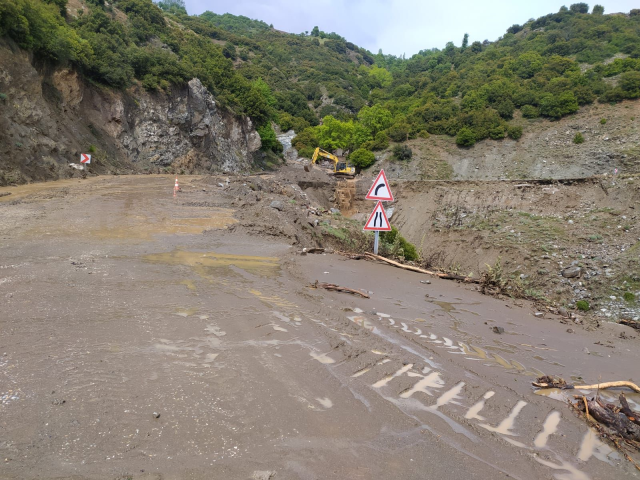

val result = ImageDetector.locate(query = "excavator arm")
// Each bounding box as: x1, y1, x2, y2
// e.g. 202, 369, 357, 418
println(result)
311, 147, 356, 176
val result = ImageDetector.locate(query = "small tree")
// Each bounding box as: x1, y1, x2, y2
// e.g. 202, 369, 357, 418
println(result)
461, 33, 469, 50
392, 144, 412, 161
569, 3, 589, 13
508, 125, 523, 140
573, 132, 585, 144
349, 149, 376, 170
456, 127, 476, 147
592, 4, 604, 14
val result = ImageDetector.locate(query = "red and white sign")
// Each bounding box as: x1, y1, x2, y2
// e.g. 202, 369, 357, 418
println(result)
80, 153, 91, 164
365, 169, 393, 202
363, 201, 391, 231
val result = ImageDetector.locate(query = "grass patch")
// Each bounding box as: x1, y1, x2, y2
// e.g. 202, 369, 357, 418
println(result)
576, 300, 590, 311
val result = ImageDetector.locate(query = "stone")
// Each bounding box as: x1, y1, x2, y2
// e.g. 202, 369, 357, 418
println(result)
492, 326, 504, 334
270, 201, 284, 211
558, 307, 569, 317
534, 312, 544, 317
562, 266, 582, 278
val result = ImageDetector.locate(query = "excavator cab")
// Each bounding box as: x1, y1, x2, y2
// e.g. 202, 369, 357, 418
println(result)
310, 147, 356, 177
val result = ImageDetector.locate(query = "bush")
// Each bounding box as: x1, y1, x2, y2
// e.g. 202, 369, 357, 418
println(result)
456, 127, 476, 147
508, 125, 523, 140
623, 292, 635, 303
569, 3, 589, 14
576, 300, 590, 311
600, 118, 607, 125
521, 105, 540, 118
380, 226, 418, 261
392, 144, 412, 161
573, 132, 585, 144
349, 148, 376, 170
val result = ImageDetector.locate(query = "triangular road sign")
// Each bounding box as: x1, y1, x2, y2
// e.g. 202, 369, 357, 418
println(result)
363, 201, 391, 231
80, 153, 91, 164
365, 169, 393, 202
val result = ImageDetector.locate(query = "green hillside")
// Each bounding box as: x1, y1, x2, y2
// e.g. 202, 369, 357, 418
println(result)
1, 0, 639, 156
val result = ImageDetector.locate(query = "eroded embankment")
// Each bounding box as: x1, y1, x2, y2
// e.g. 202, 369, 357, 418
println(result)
384, 175, 640, 320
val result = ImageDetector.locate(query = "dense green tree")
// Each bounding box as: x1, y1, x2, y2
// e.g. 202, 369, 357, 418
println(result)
357, 105, 392, 136
570, 3, 589, 13
592, 4, 604, 15
349, 148, 375, 170
456, 127, 476, 147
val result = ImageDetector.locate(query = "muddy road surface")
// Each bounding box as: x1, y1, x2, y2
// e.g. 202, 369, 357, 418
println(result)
1, 176, 639, 480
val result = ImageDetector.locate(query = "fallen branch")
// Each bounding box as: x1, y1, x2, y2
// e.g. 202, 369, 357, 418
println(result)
569, 399, 640, 472
363, 253, 480, 283
533, 376, 640, 394
620, 394, 640, 427
620, 319, 640, 330
311, 280, 369, 298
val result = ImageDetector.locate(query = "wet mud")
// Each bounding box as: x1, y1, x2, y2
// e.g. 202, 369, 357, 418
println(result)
0, 176, 639, 480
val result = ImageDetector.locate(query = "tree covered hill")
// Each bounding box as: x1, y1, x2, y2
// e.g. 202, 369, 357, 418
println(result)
1, 0, 639, 158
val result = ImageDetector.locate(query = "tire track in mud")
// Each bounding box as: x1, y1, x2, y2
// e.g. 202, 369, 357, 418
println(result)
237, 284, 629, 480
131, 249, 634, 478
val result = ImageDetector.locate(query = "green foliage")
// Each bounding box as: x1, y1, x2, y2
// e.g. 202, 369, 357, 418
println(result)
570, 3, 589, 14
380, 227, 418, 261
592, 4, 604, 15
507, 125, 523, 140
6, 0, 640, 149
623, 291, 635, 302
456, 127, 476, 147
257, 123, 282, 153
349, 148, 375, 170
576, 300, 590, 311
291, 127, 318, 158
0, 93, 6, 101
573, 132, 585, 144
521, 105, 540, 118
392, 144, 412, 161
600, 118, 607, 124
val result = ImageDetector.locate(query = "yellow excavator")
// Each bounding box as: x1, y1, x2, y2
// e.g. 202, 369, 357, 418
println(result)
307, 147, 356, 177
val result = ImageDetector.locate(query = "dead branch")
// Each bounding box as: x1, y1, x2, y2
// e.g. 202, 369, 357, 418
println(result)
363, 252, 480, 283
311, 281, 370, 299
569, 399, 640, 471
620, 394, 640, 427
533, 376, 640, 394
620, 319, 640, 330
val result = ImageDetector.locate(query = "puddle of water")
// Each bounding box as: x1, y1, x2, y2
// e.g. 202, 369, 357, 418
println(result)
429, 300, 456, 313
143, 250, 280, 278
533, 411, 561, 448
205, 325, 226, 337
0, 178, 94, 202
373, 364, 413, 388
316, 397, 333, 408
464, 391, 495, 421
175, 307, 198, 317
310, 351, 335, 364
534, 388, 568, 402
432, 382, 465, 409
204, 353, 219, 363
400, 371, 445, 398
577, 429, 617, 463
534, 457, 590, 480
480, 400, 527, 436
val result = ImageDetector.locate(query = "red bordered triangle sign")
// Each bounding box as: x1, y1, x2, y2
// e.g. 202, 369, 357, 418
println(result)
365, 169, 393, 201
363, 201, 391, 231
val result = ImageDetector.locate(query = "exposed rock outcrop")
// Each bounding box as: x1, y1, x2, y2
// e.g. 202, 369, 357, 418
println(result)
0, 40, 260, 185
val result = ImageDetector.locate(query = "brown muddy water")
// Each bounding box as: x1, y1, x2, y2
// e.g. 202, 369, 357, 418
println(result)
0, 176, 639, 480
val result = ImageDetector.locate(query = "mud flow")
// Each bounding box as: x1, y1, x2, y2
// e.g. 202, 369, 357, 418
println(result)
0, 176, 638, 480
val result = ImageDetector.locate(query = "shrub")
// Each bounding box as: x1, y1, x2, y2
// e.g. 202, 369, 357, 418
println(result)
521, 105, 540, 118
600, 118, 607, 125
88, 145, 96, 153
570, 3, 589, 14
573, 132, 584, 144
349, 148, 376, 170
489, 125, 507, 140
623, 292, 635, 302
392, 144, 412, 161
576, 300, 590, 311
456, 127, 476, 147
380, 226, 418, 261
508, 125, 523, 140
0, 93, 6, 101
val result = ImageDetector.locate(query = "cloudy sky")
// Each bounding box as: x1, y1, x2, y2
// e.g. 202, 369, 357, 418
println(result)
183, 0, 636, 56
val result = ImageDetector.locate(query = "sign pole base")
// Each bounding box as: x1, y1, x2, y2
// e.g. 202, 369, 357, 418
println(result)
374, 231, 379, 255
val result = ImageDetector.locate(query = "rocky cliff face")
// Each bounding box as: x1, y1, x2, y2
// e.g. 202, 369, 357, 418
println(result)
0, 40, 261, 185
